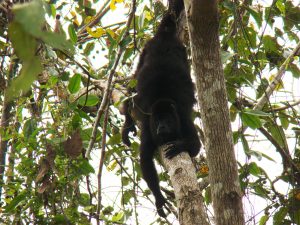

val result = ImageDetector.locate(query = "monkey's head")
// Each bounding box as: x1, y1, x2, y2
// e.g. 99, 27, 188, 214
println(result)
150, 99, 181, 144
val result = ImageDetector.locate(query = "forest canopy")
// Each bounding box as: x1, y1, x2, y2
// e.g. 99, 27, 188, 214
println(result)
0, 0, 299, 224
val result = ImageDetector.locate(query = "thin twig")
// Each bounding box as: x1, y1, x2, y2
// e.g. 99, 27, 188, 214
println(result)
96, 103, 110, 225
85, 1, 136, 158
266, 99, 300, 112
78, 0, 111, 36
254, 41, 300, 111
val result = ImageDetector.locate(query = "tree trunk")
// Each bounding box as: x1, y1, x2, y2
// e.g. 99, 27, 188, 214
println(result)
160, 147, 209, 225
184, 0, 245, 224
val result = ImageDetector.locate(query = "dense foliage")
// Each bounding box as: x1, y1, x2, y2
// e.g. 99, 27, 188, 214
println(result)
0, 0, 299, 224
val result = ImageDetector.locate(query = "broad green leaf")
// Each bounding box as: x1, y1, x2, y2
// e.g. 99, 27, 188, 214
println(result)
276, 0, 285, 15
221, 50, 234, 63
274, 207, 288, 225
7, 57, 42, 100
13, 0, 44, 35
107, 133, 121, 145
112, 211, 124, 222
68, 24, 78, 44
244, 110, 271, 117
247, 6, 262, 27
240, 112, 262, 129
259, 215, 269, 225
77, 159, 95, 175
266, 125, 286, 148
84, 42, 95, 56
288, 62, 300, 78
122, 190, 134, 205
8, 22, 36, 60
78, 193, 90, 207
128, 79, 137, 88
23, 118, 37, 140
241, 135, 250, 156
78, 95, 99, 106
248, 162, 261, 176
68, 74, 81, 94
263, 35, 278, 53
12, 0, 74, 53
40, 32, 74, 53
279, 112, 289, 129
4, 191, 27, 213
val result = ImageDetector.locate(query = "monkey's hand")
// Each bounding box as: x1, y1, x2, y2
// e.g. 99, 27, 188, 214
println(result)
121, 123, 137, 146
156, 195, 167, 217
163, 141, 185, 159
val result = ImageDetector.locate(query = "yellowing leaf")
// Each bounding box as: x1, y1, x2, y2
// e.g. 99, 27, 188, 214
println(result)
106, 28, 116, 38
86, 27, 105, 38
84, 16, 93, 24
145, 11, 153, 20
269, 74, 284, 90
71, 11, 76, 17
107, 160, 118, 171
110, 0, 116, 11
110, 0, 123, 11
73, 18, 80, 27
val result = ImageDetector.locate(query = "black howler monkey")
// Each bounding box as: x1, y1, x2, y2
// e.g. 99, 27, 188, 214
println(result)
121, 0, 200, 217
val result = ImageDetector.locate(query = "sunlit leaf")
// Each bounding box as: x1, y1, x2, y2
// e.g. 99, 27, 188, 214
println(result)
68, 24, 78, 44
240, 112, 262, 129
4, 191, 27, 213
259, 215, 269, 225
8, 22, 36, 60
68, 74, 81, 94
78, 95, 99, 106
7, 57, 42, 100
274, 207, 288, 225
248, 162, 262, 176
86, 27, 105, 38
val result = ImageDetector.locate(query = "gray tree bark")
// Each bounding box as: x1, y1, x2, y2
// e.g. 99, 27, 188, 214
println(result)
184, 0, 245, 224
160, 148, 209, 225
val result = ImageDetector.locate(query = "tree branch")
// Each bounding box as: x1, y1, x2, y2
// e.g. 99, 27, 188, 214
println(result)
254, 41, 300, 111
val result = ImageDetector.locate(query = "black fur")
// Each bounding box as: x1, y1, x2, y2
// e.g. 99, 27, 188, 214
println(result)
121, 0, 200, 217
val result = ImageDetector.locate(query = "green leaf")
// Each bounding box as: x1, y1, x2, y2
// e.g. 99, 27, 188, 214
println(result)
11, 0, 74, 53
23, 118, 37, 140
78, 95, 99, 106
13, 0, 45, 35
247, 7, 262, 27
7, 57, 42, 100
77, 159, 95, 175
240, 112, 262, 129
112, 211, 124, 222
40, 32, 74, 53
263, 35, 278, 53
244, 109, 271, 117
8, 22, 37, 60
128, 79, 137, 88
4, 191, 27, 213
221, 50, 234, 63
68, 74, 81, 94
241, 134, 251, 156
84, 42, 95, 56
266, 124, 286, 148
68, 24, 78, 44
279, 112, 289, 129
107, 133, 121, 145
259, 215, 269, 225
276, 0, 285, 15
248, 162, 261, 176
274, 207, 288, 225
